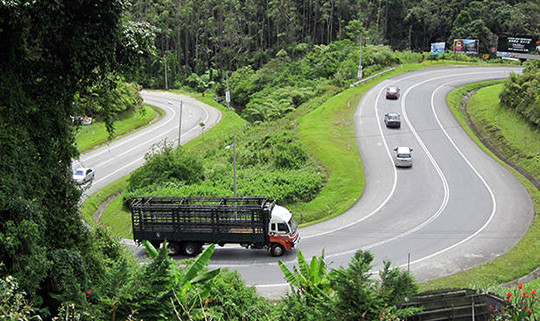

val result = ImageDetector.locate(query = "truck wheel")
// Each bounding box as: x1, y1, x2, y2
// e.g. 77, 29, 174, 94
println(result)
168, 242, 181, 255
182, 242, 201, 256
270, 244, 285, 257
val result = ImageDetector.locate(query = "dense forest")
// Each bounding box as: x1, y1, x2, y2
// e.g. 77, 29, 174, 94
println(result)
1, 0, 540, 319
127, 0, 540, 90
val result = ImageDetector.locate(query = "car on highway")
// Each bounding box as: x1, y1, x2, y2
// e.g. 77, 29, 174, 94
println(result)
386, 86, 400, 99
73, 167, 94, 184
393, 147, 413, 167
384, 112, 401, 128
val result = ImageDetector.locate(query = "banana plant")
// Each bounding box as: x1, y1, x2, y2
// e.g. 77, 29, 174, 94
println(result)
142, 240, 221, 319
278, 250, 333, 297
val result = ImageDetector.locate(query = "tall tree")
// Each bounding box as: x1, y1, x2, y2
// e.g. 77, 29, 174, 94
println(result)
0, 0, 153, 314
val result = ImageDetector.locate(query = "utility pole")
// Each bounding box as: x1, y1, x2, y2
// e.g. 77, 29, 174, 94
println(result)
225, 135, 237, 198
232, 135, 236, 197
226, 72, 231, 110
178, 101, 183, 151
358, 34, 363, 80
164, 59, 168, 90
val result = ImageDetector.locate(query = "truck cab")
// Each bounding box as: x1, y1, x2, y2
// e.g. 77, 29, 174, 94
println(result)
268, 205, 300, 256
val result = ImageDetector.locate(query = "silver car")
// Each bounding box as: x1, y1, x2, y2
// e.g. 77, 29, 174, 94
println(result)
73, 168, 95, 184
393, 147, 413, 167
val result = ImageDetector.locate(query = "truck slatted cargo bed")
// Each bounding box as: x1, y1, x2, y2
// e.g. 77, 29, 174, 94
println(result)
131, 196, 274, 247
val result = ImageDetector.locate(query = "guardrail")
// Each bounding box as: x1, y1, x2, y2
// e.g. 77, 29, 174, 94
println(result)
350, 67, 397, 87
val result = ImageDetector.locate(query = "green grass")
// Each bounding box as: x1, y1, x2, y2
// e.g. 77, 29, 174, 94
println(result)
75, 104, 160, 152
419, 81, 540, 291
101, 193, 133, 238
81, 176, 130, 227
292, 62, 444, 224
89, 62, 527, 240
93, 90, 246, 237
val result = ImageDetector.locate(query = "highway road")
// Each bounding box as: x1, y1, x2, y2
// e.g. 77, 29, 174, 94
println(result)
104, 67, 533, 300
196, 66, 533, 299
73, 91, 222, 198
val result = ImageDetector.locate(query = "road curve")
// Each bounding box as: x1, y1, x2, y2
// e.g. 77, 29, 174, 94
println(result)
190, 66, 531, 299
73, 91, 222, 197
122, 68, 533, 300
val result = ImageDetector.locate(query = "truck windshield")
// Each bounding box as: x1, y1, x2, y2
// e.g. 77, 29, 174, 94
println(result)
288, 218, 298, 233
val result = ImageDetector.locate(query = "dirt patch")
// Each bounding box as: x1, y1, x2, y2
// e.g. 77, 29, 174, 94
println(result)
93, 192, 122, 223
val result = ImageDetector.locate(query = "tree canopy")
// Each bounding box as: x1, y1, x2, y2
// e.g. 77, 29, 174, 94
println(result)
0, 0, 153, 315
127, 0, 539, 89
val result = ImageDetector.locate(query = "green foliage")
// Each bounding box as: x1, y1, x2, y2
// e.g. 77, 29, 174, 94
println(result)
277, 250, 419, 321
0, 0, 156, 317
127, 141, 204, 192
127, 0, 539, 89
500, 67, 540, 127
276, 251, 336, 320
207, 269, 273, 320
329, 250, 419, 321
46, 249, 88, 304
330, 251, 381, 320
126, 122, 323, 206
490, 283, 539, 320
0, 275, 42, 321
75, 80, 143, 122
278, 251, 333, 297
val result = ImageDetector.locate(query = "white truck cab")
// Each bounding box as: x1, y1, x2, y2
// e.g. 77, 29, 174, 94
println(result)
268, 205, 300, 256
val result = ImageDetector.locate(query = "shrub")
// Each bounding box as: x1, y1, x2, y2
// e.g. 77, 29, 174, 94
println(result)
127, 141, 204, 192
491, 283, 539, 320
0, 275, 42, 321
500, 68, 540, 127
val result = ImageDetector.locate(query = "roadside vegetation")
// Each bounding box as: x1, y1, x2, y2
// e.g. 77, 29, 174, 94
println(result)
2, 0, 540, 319
75, 104, 159, 152
420, 62, 540, 294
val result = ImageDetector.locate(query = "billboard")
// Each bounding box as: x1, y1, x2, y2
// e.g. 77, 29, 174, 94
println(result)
496, 34, 540, 60
453, 39, 478, 54
430, 42, 446, 55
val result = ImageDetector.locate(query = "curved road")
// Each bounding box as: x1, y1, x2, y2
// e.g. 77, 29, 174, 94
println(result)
120, 67, 532, 300
73, 91, 222, 197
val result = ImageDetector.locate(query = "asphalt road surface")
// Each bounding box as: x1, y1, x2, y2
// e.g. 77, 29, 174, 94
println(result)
73, 91, 222, 198
116, 67, 532, 300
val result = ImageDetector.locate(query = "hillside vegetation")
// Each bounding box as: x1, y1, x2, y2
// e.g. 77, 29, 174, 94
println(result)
1, 0, 540, 319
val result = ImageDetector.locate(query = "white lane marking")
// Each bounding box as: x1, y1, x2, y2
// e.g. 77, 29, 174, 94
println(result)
395, 79, 498, 269
73, 98, 177, 167
247, 70, 518, 292
215, 69, 510, 273
326, 72, 503, 260
302, 87, 399, 240
326, 74, 453, 258
90, 99, 212, 185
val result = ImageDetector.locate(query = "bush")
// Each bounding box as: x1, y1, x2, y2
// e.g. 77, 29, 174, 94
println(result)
0, 275, 42, 321
127, 141, 204, 192
500, 68, 540, 127
208, 270, 273, 320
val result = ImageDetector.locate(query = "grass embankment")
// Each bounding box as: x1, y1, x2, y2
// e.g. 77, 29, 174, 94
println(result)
82, 90, 245, 237
86, 61, 491, 235
76, 104, 160, 152
420, 81, 540, 291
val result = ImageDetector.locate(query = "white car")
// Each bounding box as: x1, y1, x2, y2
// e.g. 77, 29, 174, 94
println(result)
393, 147, 413, 167
73, 168, 95, 184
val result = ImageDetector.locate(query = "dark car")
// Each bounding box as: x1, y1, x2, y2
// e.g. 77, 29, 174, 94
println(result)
386, 86, 400, 99
384, 112, 401, 128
